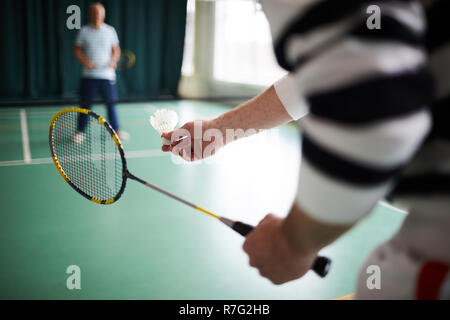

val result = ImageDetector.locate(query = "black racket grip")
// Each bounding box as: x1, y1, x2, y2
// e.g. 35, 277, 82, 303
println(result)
232, 221, 331, 278
232, 221, 254, 237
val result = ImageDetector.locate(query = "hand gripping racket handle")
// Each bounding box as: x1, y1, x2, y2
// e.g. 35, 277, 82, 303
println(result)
126, 173, 332, 278
231, 221, 331, 278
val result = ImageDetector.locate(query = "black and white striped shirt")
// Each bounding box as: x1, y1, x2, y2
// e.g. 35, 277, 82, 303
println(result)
265, 0, 449, 225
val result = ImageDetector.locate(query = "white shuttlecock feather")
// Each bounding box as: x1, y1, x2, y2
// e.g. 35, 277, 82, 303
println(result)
149, 109, 178, 145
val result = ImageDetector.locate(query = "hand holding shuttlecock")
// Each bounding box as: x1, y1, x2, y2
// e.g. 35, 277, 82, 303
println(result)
150, 109, 178, 146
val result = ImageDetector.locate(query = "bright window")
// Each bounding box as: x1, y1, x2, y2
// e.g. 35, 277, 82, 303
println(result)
181, 0, 196, 76
214, 0, 286, 86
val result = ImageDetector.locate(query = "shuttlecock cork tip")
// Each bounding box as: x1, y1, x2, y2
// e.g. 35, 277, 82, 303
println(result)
149, 109, 178, 146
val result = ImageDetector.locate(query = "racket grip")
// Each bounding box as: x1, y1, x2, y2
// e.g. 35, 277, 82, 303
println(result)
232, 221, 254, 236
232, 221, 331, 278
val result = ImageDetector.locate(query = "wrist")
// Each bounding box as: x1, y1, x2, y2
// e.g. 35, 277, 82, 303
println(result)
281, 204, 352, 255
211, 114, 227, 135
208, 116, 230, 146
280, 218, 318, 256
213, 111, 251, 146
280, 206, 326, 255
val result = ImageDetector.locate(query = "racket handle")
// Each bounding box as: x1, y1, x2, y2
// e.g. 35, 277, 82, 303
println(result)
232, 221, 331, 278
232, 221, 254, 237
311, 256, 331, 278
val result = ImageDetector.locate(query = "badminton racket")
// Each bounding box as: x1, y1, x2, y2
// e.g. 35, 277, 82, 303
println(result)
98, 50, 136, 71
116, 50, 136, 71
48, 108, 331, 277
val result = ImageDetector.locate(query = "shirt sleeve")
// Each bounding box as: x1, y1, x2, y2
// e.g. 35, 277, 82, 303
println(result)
75, 28, 85, 46
274, 74, 309, 121
111, 27, 119, 46
263, 0, 433, 224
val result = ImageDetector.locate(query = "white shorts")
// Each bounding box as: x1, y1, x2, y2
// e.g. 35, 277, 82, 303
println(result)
355, 197, 450, 299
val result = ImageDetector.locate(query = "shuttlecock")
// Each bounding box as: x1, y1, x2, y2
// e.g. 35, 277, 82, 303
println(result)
149, 109, 178, 145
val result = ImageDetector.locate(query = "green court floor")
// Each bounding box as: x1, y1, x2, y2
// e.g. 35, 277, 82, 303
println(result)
0, 101, 406, 299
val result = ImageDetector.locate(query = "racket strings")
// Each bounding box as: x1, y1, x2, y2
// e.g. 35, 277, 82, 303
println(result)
117, 56, 129, 70
51, 111, 123, 201
117, 50, 136, 70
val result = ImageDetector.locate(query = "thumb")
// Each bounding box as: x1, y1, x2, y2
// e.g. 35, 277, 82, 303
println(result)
161, 131, 173, 146
164, 122, 193, 141
161, 131, 172, 141
161, 123, 192, 146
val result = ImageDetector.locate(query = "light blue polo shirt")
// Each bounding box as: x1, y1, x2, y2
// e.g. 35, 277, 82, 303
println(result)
75, 23, 119, 81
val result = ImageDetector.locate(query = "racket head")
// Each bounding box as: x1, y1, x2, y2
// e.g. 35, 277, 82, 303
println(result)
117, 50, 136, 71
48, 108, 127, 205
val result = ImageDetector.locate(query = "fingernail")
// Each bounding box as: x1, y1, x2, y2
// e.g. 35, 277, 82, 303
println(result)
161, 137, 171, 146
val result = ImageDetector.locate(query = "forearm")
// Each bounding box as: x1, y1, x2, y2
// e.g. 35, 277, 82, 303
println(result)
110, 45, 121, 63
74, 47, 91, 66
281, 204, 352, 255
214, 85, 292, 135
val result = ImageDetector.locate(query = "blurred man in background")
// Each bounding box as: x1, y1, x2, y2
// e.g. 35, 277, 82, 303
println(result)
73, 2, 129, 142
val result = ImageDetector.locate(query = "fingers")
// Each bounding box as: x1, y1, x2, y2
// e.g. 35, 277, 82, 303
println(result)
170, 137, 194, 162
161, 136, 185, 152
261, 213, 276, 222
160, 131, 172, 145
242, 213, 292, 285
171, 136, 187, 148
257, 213, 277, 228
160, 120, 220, 162
161, 123, 192, 152
161, 144, 170, 152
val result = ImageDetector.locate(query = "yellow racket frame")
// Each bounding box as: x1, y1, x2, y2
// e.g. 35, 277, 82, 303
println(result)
49, 107, 125, 205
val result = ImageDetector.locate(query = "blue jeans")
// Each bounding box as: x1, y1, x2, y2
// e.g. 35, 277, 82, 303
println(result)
77, 78, 120, 131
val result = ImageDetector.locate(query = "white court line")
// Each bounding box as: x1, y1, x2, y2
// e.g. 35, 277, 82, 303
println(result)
19, 109, 31, 164
0, 149, 167, 167
378, 200, 408, 214
0, 105, 159, 116
0, 144, 412, 216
